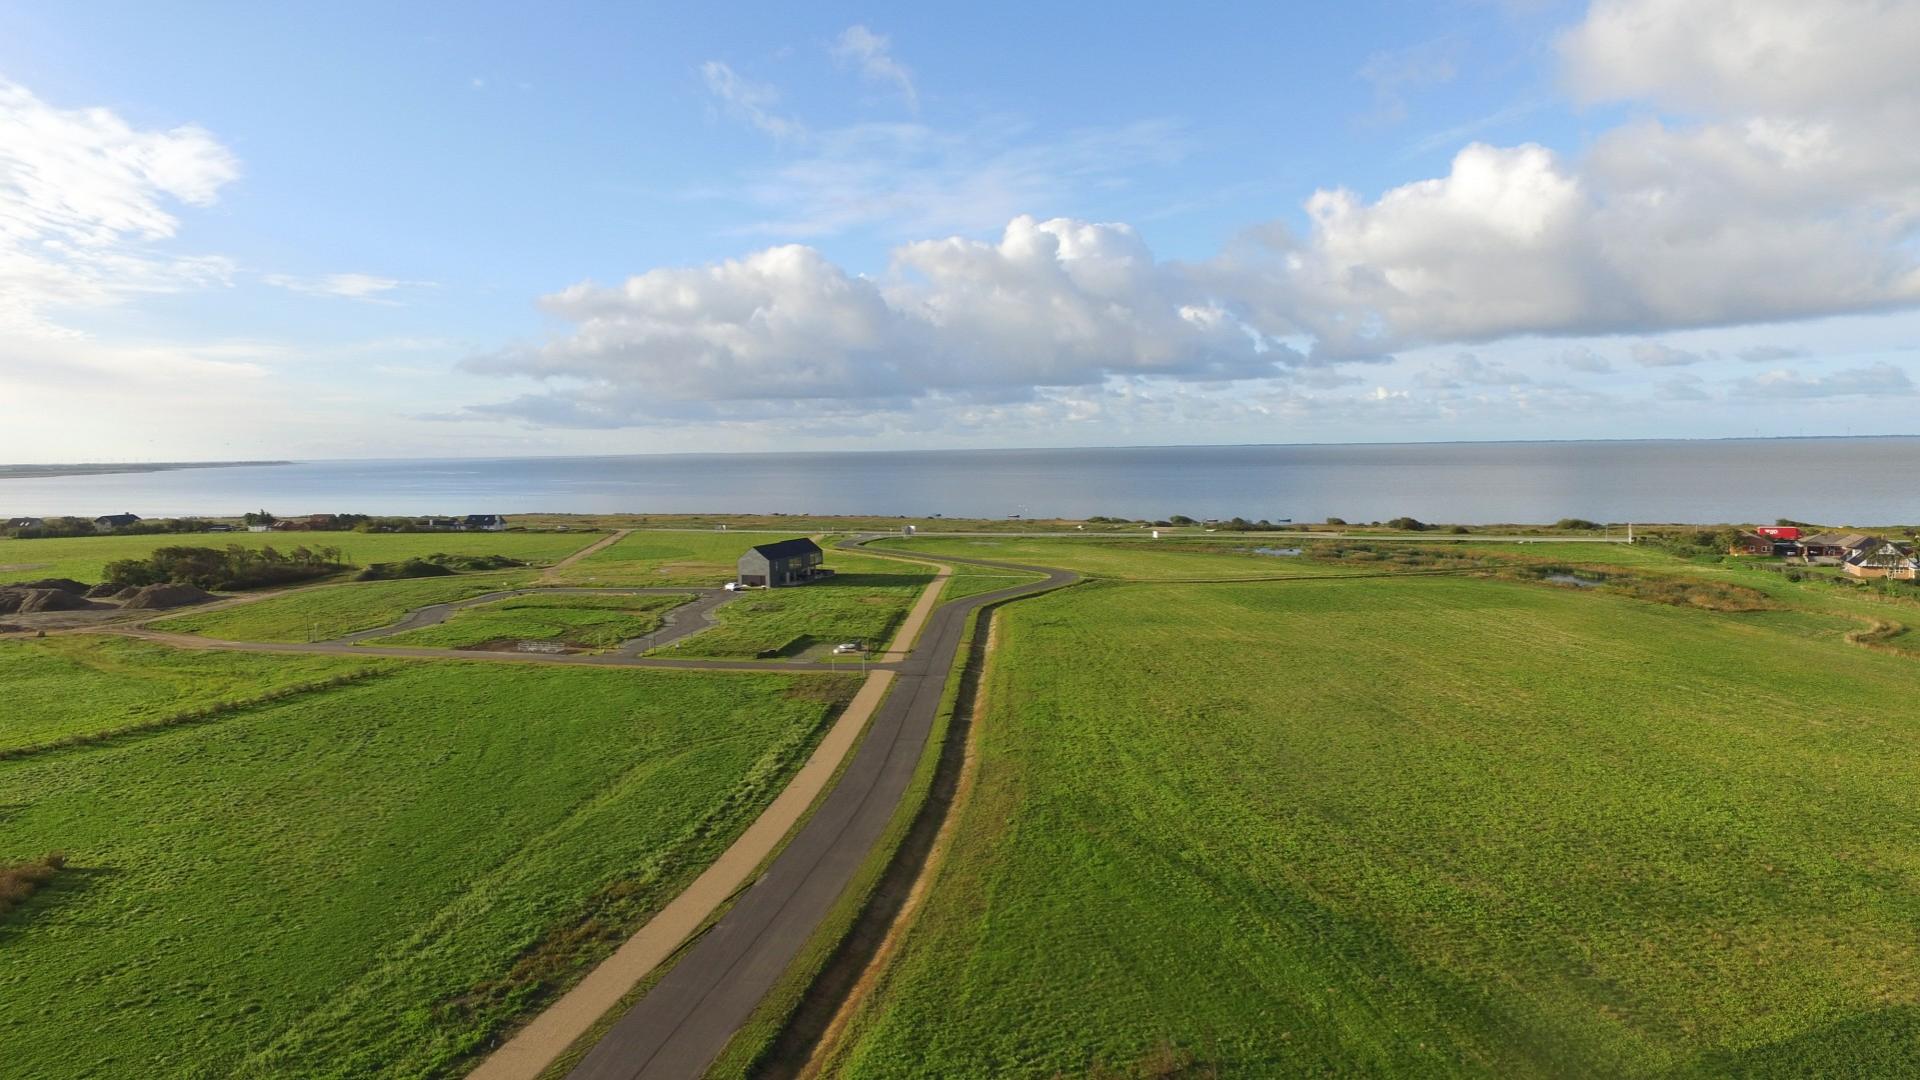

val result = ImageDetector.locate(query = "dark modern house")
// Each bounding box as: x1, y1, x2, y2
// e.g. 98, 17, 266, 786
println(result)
93, 512, 142, 531
737, 538, 827, 588
463, 514, 508, 532
4, 517, 43, 530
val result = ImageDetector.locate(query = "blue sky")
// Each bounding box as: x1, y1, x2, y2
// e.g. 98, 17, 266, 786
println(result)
2, 0, 1917, 461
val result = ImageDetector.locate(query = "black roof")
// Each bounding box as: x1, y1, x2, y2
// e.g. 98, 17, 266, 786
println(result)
747, 537, 822, 560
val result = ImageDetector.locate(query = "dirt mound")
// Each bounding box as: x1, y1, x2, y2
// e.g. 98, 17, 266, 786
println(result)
0, 588, 98, 615
118, 583, 218, 610
12, 578, 89, 594
85, 582, 128, 599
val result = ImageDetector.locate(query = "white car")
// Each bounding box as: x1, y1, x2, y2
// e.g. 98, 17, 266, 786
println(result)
724, 581, 740, 591
832, 641, 864, 655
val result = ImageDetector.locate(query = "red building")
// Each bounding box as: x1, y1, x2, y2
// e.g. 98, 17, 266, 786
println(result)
1755, 526, 1801, 540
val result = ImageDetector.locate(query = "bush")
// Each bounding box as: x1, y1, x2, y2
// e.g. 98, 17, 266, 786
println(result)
355, 553, 525, 581
1555, 518, 1602, 531
1167, 515, 1196, 526
1325, 517, 1347, 527
0, 853, 66, 919
104, 545, 348, 591
1386, 517, 1429, 532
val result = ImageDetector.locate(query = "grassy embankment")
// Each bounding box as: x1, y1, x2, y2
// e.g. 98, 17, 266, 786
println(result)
824, 538, 1920, 1077
372, 592, 696, 651
0, 659, 858, 1080
0, 530, 590, 585
0, 635, 386, 755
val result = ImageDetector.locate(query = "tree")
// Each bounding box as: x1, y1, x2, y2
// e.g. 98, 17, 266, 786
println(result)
242, 509, 277, 526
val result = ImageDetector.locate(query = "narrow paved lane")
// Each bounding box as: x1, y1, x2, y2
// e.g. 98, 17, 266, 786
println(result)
567, 542, 1076, 1080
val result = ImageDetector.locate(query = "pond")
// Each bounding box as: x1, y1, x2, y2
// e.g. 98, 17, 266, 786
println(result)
1252, 547, 1303, 557
1543, 572, 1604, 588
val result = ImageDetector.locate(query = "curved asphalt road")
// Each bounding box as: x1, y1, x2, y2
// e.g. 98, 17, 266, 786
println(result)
568, 540, 1077, 1080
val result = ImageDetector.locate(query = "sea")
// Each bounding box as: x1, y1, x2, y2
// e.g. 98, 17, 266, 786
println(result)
3, 437, 1917, 525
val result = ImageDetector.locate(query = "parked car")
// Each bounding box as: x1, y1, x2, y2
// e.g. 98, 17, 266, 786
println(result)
832, 641, 864, 655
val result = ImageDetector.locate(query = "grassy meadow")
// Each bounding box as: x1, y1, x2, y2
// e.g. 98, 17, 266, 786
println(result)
655, 556, 933, 658
0, 636, 386, 755
373, 592, 695, 651
153, 572, 542, 642
548, 528, 793, 586
876, 534, 1371, 580
828, 543, 1920, 1077
0, 661, 858, 1080
0, 530, 592, 585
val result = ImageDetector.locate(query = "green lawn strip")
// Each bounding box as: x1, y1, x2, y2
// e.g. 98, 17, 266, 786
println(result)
707, 609, 985, 1079
0, 530, 591, 585
370, 593, 695, 651
548, 529, 786, 586
873, 534, 1372, 581
0, 636, 387, 754
833, 574, 1920, 1077
940, 566, 1048, 603
0, 663, 858, 1080
652, 556, 934, 660
152, 571, 540, 642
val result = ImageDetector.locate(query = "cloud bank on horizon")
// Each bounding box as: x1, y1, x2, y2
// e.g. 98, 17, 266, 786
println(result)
3, 0, 1918, 460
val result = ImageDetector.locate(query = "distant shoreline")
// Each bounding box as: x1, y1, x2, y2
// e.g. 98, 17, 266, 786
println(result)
0, 461, 290, 481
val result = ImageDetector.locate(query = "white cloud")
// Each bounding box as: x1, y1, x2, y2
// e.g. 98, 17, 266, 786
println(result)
1734, 363, 1914, 400
832, 25, 918, 111
465, 215, 1291, 426
1554, 345, 1612, 372
1213, 0, 1920, 358
1415, 352, 1530, 388
1630, 341, 1711, 367
263, 272, 427, 303
0, 79, 239, 333
1737, 344, 1805, 364
700, 61, 805, 140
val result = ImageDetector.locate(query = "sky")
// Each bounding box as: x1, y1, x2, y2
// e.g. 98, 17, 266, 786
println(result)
2, 0, 1918, 463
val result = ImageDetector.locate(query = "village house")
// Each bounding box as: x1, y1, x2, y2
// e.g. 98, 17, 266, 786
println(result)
93, 512, 142, 531
1842, 538, 1919, 580
4, 517, 43, 530
1735, 532, 1799, 557
736, 538, 828, 588
1800, 532, 1872, 562
419, 517, 461, 531
463, 514, 508, 532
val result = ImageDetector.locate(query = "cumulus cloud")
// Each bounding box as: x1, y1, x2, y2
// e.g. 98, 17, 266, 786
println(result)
832, 25, 918, 111
1210, 0, 1920, 359
466, 215, 1293, 425
0, 80, 239, 332
1415, 352, 1530, 389
1733, 363, 1914, 400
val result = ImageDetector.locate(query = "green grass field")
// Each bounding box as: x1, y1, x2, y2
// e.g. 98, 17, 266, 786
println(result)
549, 529, 792, 586
0, 636, 386, 755
0, 530, 593, 585
939, 564, 1049, 603
0, 661, 858, 1080
655, 556, 932, 659
876, 534, 1369, 580
153, 572, 542, 642
828, 553, 1920, 1076
373, 592, 695, 651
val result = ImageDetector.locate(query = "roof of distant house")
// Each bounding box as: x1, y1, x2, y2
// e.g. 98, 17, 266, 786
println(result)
746, 538, 823, 560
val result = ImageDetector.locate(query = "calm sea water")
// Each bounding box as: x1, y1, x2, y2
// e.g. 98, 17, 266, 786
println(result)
3, 438, 1917, 525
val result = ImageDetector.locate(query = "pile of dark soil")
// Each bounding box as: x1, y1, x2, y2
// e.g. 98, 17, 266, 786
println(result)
84, 582, 128, 599
118, 583, 218, 610
0, 588, 98, 615
11, 578, 89, 594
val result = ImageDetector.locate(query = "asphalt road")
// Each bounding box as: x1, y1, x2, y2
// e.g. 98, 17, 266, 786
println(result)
567, 544, 1077, 1080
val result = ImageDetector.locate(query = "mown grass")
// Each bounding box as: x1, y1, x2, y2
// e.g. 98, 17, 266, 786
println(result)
940, 565, 1048, 603
371, 592, 695, 651
0, 636, 386, 754
549, 529, 787, 586
0, 530, 592, 586
876, 534, 1368, 580
828, 570, 1920, 1077
0, 662, 858, 1079
153, 571, 540, 642
655, 559, 933, 659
